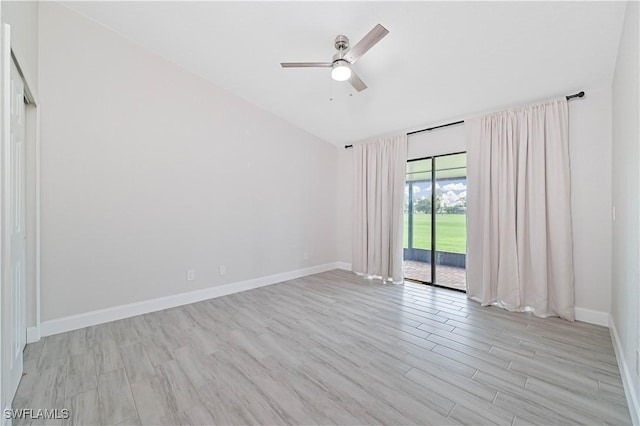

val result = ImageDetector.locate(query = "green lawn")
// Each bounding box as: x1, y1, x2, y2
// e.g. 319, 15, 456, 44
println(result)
404, 213, 466, 254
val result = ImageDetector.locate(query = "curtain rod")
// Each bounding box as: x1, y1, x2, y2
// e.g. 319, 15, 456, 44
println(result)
344, 91, 585, 149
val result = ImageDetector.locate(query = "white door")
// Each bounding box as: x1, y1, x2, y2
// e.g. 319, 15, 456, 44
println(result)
7, 56, 26, 401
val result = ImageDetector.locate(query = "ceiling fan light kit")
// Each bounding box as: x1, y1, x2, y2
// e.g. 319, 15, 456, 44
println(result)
280, 24, 389, 92
331, 60, 352, 81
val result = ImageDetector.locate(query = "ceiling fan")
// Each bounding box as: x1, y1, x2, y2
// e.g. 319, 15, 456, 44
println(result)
280, 24, 389, 92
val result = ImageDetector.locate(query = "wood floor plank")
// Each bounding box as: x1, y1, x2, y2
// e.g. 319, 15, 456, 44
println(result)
525, 377, 632, 425
37, 334, 71, 370
508, 356, 600, 394
177, 403, 216, 426
366, 380, 457, 425
23, 338, 45, 373
129, 376, 182, 425
433, 342, 511, 370
65, 353, 97, 397
404, 366, 500, 408
93, 339, 124, 375
97, 368, 137, 425
119, 343, 155, 384
14, 363, 67, 412
63, 389, 101, 426
448, 403, 508, 426
154, 359, 200, 413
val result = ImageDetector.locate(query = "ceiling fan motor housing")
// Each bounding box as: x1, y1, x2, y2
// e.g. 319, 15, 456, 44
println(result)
334, 35, 349, 51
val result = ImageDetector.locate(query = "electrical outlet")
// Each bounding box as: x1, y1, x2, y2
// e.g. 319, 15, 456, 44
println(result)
303, 252, 309, 260
186, 269, 195, 281
219, 265, 227, 276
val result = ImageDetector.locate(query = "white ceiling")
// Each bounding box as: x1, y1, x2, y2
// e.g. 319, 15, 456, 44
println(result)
62, 1, 627, 146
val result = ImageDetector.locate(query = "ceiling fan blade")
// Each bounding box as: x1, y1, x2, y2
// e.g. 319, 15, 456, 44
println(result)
349, 71, 367, 92
280, 62, 332, 68
343, 24, 389, 64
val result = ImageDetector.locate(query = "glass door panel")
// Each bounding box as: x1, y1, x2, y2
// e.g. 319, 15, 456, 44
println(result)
434, 153, 467, 291
403, 159, 432, 283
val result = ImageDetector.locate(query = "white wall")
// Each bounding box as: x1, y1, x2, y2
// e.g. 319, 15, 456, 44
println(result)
407, 125, 466, 160
611, 1, 640, 422
335, 147, 353, 264
38, 2, 339, 322
337, 87, 613, 319
570, 87, 613, 316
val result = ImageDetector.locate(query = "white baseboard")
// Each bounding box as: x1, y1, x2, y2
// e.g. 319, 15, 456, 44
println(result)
334, 261, 352, 271
609, 315, 640, 425
574, 307, 610, 327
36, 262, 346, 339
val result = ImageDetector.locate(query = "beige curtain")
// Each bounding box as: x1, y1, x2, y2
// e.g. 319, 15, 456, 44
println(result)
466, 98, 575, 320
352, 135, 407, 284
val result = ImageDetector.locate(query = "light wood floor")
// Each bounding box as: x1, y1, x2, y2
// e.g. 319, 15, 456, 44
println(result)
15, 269, 631, 425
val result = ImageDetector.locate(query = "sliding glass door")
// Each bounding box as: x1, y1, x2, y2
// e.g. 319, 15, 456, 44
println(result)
404, 153, 467, 291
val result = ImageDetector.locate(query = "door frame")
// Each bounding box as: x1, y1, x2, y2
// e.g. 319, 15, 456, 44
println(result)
0, 22, 41, 418
9, 50, 40, 345
405, 151, 466, 290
